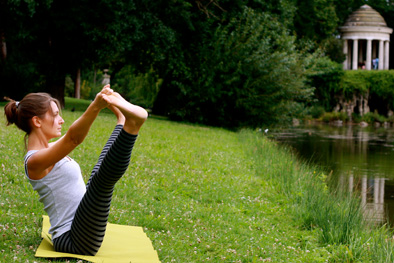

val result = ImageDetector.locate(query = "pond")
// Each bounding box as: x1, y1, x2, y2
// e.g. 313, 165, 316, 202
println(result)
270, 122, 394, 225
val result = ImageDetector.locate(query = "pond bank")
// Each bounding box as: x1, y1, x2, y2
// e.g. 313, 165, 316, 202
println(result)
240, 129, 394, 262
270, 122, 394, 226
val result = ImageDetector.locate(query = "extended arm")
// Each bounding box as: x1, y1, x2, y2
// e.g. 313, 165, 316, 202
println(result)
27, 88, 111, 180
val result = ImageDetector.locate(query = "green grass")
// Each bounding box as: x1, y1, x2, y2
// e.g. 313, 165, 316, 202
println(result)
240, 131, 394, 262
1, 101, 394, 262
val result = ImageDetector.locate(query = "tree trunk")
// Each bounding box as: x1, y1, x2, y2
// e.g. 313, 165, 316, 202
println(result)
74, 68, 81, 99
0, 0, 6, 62
46, 72, 66, 108
0, 31, 6, 61
93, 67, 97, 86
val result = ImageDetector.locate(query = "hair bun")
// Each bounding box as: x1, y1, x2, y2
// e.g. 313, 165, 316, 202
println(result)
4, 98, 18, 126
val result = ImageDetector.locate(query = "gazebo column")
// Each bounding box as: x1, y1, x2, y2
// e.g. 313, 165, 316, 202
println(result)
343, 39, 349, 70
352, 39, 358, 70
379, 40, 384, 70
385, 41, 390, 69
343, 40, 348, 70
366, 39, 372, 70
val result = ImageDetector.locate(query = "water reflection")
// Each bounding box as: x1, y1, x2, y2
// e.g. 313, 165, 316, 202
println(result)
271, 123, 394, 225
340, 174, 386, 224
361, 177, 385, 224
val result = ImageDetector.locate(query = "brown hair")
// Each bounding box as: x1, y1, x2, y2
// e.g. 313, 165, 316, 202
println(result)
4, 93, 61, 144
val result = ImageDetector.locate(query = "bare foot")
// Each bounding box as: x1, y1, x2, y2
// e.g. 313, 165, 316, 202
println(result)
108, 104, 125, 125
107, 92, 148, 135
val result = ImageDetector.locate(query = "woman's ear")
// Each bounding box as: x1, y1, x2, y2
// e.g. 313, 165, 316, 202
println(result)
31, 116, 42, 128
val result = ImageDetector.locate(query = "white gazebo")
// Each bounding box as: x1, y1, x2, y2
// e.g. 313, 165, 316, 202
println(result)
339, 5, 392, 70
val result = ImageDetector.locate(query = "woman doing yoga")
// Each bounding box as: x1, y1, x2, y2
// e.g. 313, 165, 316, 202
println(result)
4, 85, 148, 256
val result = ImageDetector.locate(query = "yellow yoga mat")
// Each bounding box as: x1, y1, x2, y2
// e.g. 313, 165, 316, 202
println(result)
35, 215, 161, 263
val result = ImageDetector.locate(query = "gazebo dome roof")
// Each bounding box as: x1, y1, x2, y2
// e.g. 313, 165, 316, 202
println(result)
343, 4, 387, 28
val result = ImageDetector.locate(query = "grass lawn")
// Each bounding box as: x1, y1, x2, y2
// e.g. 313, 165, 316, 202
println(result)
1, 99, 394, 262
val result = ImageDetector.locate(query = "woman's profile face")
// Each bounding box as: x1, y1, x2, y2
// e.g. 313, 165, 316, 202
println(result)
40, 101, 64, 139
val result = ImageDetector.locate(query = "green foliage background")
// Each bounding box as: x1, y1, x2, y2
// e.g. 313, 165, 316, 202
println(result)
2, 0, 394, 127
154, 7, 315, 128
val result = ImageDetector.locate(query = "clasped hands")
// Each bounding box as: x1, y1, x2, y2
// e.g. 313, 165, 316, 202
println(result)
93, 84, 118, 110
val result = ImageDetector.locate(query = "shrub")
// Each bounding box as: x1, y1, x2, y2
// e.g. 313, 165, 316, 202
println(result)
313, 70, 394, 116
351, 113, 362, 123
307, 57, 344, 111
341, 70, 394, 113
387, 115, 394, 123
361, 111, 387, 124
308, 105, 325, 119
111, 66, 162, 109
321, 111, 348, 122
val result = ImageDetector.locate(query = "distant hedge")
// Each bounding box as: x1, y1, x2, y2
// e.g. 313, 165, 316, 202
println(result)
342, 70, 394, 102
311, 66, 394, 114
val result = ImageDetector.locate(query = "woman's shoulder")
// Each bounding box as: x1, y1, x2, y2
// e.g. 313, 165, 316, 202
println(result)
24, 149, 71, 180
25, 150, 39, 161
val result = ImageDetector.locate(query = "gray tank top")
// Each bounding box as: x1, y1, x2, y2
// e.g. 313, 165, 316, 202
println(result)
24, 150, 86, 239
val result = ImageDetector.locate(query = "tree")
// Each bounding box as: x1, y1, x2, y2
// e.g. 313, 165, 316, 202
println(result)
4, 0, 371, 128
293, 0, 339, 41
0, 0, 184, 104
154, 7, 315, 128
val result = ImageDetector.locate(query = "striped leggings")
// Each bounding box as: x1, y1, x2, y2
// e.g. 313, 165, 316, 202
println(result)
53, 125, 137, 255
